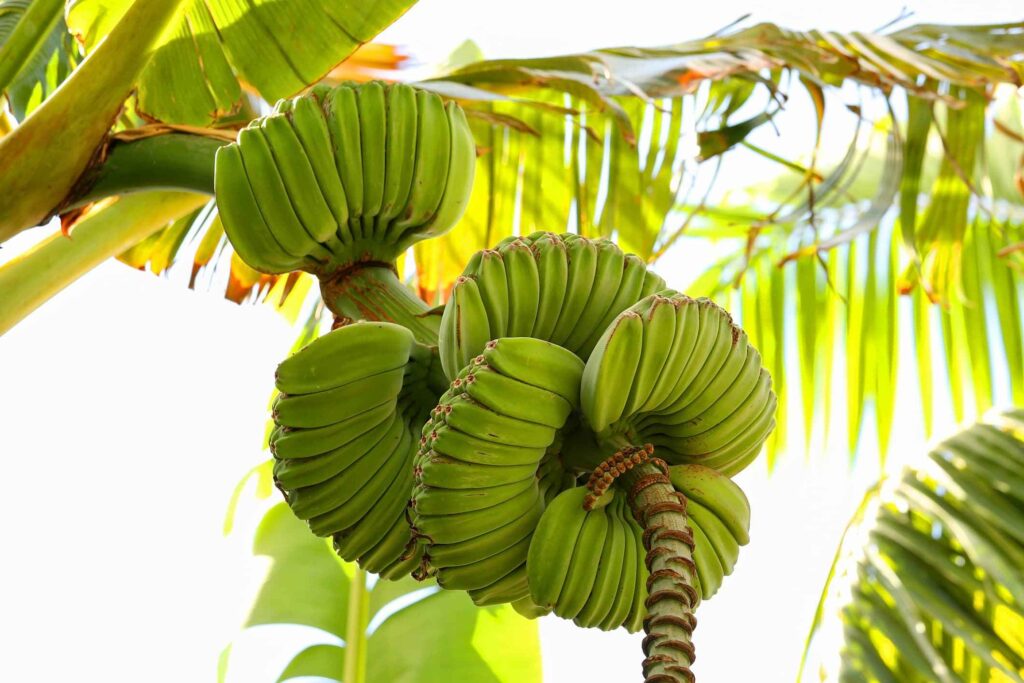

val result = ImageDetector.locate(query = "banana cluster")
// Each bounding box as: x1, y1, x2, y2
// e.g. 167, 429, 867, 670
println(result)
410, 337, 584, 605
526, 487, 649, 631
438, 232, 666, 378
582, 293, 777, 476
270, 321, 436, 578
215, 82, 476, 274
669, 464, 751, 599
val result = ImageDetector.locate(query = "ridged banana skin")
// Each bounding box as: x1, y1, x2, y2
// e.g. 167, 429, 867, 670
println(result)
284, 412, 404, 519
438, 276, 492, 379
690, 518, 724, 599
527, 486, 590, 608
273, 411, 396, 489
333, 430, 415, 558
555, 500, 609, 620
600, 498, 638, 631
531, 235, 569, 340
441, 393, 557, 448
412, 477, 534, 516
358, 504, 417, 575
275, 321, 414, 394
437, 534, 534, 591
655, 307, 739, 417
355, 82, 387, 239
462, 365, 574, 429
500, 239, 541, 338
260, 114, 338, 247
213, 144, 296, 273
398, 102, 475, 250
687, 498, 740, 577
427, 423, 545, 466
416, 452, 537, 489
692, 393, 777, 476
577, 252, 648, 359
236, 126, 331, 263
624, 522, 650, 633
388, 89, 449, 237
377, 83, 418, 232
549, 236, 597, 348
563, 239, 625, 352
469, 563, 530, 606
480, 337, 585, 407
304, 415, 410, 536
580, 309, 645, 434
653, 341, 760, 429
575, 496, 626, 628
426, 493, 542, 567
323, 86, 364, 223
271, 401, 395, 460
621, 295, 678, 417
289, 94, 350, 231
640, 297, 700, 412
669, 464, 751, 545
472, 249, 509, 340
414, 483, 540, 545
272, 366, 405, 429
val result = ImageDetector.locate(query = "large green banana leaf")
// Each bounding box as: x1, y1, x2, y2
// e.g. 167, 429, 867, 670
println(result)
800, 408, 1024, 682
65, 0, 418, 125
221, 496, 541, 683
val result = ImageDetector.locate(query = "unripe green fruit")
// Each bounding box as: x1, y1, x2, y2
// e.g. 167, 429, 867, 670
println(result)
214, 82, 477, 274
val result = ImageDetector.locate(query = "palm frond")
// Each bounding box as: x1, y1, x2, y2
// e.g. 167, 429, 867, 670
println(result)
801, 408, 1024, 682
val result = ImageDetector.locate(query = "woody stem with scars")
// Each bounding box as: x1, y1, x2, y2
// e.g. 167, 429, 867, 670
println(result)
617, 454, 700, 683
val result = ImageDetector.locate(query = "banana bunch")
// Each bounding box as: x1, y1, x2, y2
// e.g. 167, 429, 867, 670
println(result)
525, 487, 649, 631
668, 464, 751, 599
438, 232, 666, 378
410, 337, 585, 605
270, 321, 438, 578
215, 82, 476, 275
581, 292, 777, 477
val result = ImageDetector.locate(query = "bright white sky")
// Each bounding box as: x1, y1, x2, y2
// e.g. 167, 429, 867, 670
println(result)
2, 2, 1022, 682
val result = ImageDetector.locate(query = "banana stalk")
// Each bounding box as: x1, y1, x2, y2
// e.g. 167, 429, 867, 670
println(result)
617, 456, 699, 683
320, 264, 440, 346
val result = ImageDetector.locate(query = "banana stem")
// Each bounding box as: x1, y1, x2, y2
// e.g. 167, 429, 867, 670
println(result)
344, 566, 370, 683
63, 133, 228, 212
320, 264, 440, 346
618, 459, 700, 683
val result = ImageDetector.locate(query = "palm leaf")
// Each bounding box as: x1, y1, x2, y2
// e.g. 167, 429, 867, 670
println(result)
800, 408, 1024, 682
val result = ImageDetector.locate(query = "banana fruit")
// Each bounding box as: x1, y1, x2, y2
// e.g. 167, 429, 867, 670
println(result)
270, 321, 440, 577
581, 292, 777, 477
214, 83, 476, 274
411, 337, 584, 605
525, 487, 648, 630
437, 233, 666, 376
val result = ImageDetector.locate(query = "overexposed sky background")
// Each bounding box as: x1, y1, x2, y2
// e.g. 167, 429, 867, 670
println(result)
2, 1, 1023, 682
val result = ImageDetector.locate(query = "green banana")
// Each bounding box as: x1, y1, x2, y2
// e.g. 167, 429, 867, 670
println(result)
213, 144, 297, 273
549, 236, 597, 348
438, 275, 491, 380
527, 486, 590, 609
689, 518, 724, 598
462, 364, 574, 429
271, 400, 395, 460
531, 234, 569, 340
621, 295, 677, 417
415, 483, 540, 545
472, 249, 509, 340
377, 83, 418, 233
555, 496, 609, 619
640, 297, 699, 412
437, 534, 533, 591
426, 494, 543, 567
600, 498, 639, 631
416, 452, 538, 489
575, 494, 626, 628
687, 498, 740, 577
273, 412, 397, 489
441, 393, 557, 448
468, 564, 530, 606
578, 251, 648, 358
323, 85, 364, 223
272, 366, 405, 429
480, 337, 585, 407
428, 422, 545, 466
563, 239, 624, 352
580, 309, 644, 434
355, 81, 387, 239
387, 89, 449, 237
501, 239, 541, 338
411, 477, 535, 516
669, 464, 751, 545
275, 321, 414, 394
288, 93, 350, 232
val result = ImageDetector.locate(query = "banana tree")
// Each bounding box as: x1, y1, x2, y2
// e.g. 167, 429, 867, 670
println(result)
2, 1, 1023, 682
